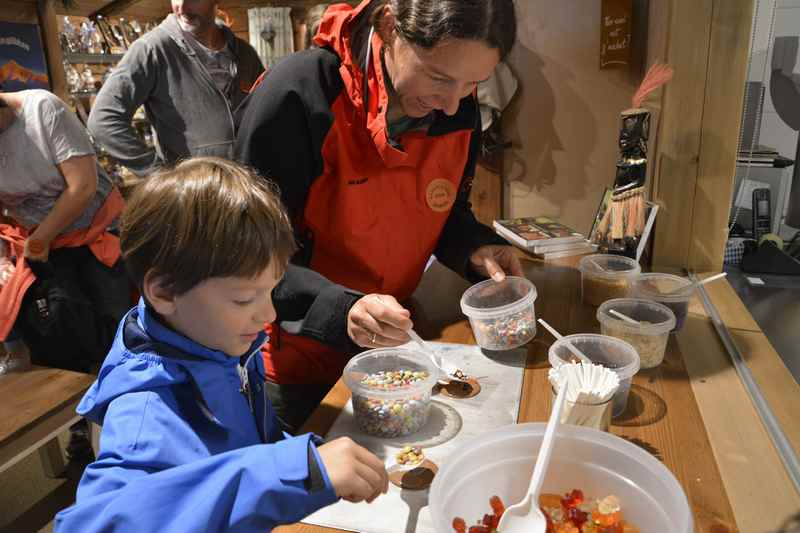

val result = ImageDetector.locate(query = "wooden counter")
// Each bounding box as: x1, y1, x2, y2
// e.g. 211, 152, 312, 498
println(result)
278, 256, 800, 533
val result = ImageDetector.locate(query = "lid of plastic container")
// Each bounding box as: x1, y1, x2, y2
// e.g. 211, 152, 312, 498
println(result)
578, 254, 642, 279
634, 273, 694, 301
548, 333, 641, 379
460, 276, 537, 319
342, 347, 439, 398
596, 298, 677, 334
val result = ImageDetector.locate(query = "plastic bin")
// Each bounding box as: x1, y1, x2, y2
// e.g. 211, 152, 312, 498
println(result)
429, 423, 693, 533
597, 298, 676, 369
633, 273, 694, 331
548, 334, 640, 417
578, 254, 641, 306
460, 276, 537, 351
342, 348, 437, 438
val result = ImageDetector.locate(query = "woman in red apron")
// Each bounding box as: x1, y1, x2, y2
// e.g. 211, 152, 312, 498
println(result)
235, 0, 521, 432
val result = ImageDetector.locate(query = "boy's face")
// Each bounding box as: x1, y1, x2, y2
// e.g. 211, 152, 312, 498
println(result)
150, 261, 281, 357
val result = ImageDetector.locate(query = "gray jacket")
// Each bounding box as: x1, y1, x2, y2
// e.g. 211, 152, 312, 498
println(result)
88, 15, 264, 175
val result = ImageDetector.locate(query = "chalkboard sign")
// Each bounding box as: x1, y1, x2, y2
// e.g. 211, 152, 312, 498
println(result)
600, 0, 633, 69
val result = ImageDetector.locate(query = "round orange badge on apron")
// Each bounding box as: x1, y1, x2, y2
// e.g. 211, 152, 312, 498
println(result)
426, 179, 456, 212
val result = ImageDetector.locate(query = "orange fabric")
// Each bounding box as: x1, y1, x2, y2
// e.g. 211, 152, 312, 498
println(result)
0, 187, 125, 340
264, 2, 472, 384
263, 323, 348, 385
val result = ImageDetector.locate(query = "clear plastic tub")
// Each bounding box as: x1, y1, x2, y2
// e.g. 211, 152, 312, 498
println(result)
460, 276, 537, 351
597, 298, 676, 369
342, 348, 437, 438
549, 334, 640, 417
633, 273, 693, 331
578, 254, 641, 306
429, 423, 693, 533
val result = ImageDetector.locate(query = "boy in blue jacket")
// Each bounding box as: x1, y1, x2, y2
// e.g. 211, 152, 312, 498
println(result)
55, 157, 389, 532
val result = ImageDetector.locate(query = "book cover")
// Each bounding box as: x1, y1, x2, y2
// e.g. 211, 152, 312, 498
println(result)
529, 242, 597, 261
531, 239, 592, 254
493, 216, 585, 248
589, 187, 658, 261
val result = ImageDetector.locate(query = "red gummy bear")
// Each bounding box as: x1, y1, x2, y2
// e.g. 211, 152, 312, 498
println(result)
452, 517, 466, 533
567, 506, 589, 528
489, 495, 505, 516
561, 489, 584, 509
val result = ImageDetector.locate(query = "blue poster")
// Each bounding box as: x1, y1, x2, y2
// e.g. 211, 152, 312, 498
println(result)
0, 21, 50, 91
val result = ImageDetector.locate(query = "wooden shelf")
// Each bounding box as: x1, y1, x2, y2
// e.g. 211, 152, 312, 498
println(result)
64, 52, 124, 64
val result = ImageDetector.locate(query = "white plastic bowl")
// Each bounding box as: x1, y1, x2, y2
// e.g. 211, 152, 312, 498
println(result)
430, 423, 693, 532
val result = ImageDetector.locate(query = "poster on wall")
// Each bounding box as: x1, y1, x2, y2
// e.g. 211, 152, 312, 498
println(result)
0, 21, 50, 91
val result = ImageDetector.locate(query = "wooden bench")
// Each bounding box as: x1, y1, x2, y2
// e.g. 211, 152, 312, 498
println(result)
0, 365, 94, 477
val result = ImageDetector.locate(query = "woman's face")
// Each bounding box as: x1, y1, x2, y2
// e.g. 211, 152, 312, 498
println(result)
382, 18, 500, 118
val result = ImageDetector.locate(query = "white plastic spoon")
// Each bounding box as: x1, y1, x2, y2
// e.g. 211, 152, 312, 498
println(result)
496, 375, 569, 533
406, 328, 469, 384
665, 272, 727, 295
608, 308, 640, 325
537, 319, 591, 364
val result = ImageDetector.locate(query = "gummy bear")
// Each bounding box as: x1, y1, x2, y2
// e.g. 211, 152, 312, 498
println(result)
452, 517, 466, 533
489, 495, 505, 516
561, 489, 584, 509
567, 506, 589, 528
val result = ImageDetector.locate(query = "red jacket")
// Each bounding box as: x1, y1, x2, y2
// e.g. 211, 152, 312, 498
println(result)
235, 0, 501, 384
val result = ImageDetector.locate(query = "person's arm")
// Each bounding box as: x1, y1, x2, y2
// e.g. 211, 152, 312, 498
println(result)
434, 109, 508, 280
54, 392, 386, 533
25, 155, 97, 262
235, 50, 364, 352
87, 39, 160, 176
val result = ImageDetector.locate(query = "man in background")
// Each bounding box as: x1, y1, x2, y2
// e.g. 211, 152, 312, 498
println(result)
88, 0, 263, 176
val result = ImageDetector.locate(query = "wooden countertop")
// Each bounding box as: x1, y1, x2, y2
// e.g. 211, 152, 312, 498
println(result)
278, 256, 800, 533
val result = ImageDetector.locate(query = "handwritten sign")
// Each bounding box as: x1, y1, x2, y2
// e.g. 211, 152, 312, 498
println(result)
600, 0, 633, 69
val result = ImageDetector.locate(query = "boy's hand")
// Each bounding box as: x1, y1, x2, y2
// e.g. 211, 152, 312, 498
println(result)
347, 294, 413, 348
317, 437, 388, 503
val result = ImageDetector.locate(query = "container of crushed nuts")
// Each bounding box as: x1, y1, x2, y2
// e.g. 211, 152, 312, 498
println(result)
343, 348, 437, 438
632, 273, 693, 331
460, 276, 538, 351
597, 298, 676, 369
578, 254, 641, 307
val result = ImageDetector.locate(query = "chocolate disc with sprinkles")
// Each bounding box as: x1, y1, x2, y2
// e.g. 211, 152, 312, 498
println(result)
388, 459, 439, 490
436, 378, 481, 399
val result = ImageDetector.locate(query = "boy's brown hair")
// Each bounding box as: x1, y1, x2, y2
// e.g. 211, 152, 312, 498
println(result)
120, 157, 296, 295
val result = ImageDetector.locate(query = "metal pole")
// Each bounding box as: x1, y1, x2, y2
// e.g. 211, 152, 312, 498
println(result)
693, 274, 800, 493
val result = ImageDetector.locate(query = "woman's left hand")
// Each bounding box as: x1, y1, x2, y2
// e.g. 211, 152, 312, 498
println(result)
469, 245, 524, 282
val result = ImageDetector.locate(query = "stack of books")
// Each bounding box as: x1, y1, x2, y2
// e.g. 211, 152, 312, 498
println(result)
492, 216, 595, 260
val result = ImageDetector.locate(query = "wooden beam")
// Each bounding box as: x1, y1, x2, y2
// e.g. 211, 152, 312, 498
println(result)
36, 0, 67, 101
687, 0, 754, 271
652, 0, 755, 271
90, 0, 144, 19
651, 0, 713, 269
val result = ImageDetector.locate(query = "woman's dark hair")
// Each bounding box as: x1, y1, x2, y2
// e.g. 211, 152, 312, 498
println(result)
351, 0, 516, 64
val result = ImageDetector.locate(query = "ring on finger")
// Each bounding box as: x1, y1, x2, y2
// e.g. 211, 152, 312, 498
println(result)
371, 332, 377, 343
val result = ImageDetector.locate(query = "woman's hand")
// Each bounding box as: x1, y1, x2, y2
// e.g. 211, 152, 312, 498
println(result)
347, 294, 413, 348
469, 245, 524, 282
23, 236, 50, 262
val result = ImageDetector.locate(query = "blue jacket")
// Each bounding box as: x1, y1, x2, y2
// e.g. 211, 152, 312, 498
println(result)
55, 300, 338, 532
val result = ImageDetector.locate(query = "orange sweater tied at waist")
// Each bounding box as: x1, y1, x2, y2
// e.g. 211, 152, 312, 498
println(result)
0, 187, 125, 341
